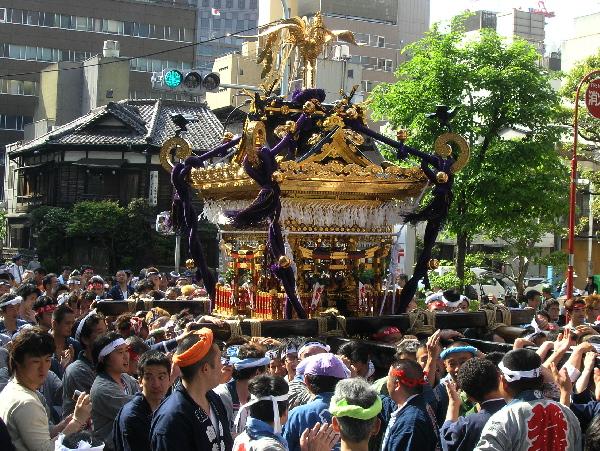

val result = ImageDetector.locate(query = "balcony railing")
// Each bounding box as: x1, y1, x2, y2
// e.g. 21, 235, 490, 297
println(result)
15, 193, 46, 212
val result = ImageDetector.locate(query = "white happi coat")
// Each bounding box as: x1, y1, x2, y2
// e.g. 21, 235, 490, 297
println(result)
475, 391, 581, 451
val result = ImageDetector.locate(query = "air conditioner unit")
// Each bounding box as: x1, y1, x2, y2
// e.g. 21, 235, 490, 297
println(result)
333, 45, 350, 61
0, 8, 7, 23
103, 40, 120, 58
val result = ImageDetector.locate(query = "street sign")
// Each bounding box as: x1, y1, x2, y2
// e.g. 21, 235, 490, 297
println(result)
585, 80, 600, 119
149, 170, 158, 206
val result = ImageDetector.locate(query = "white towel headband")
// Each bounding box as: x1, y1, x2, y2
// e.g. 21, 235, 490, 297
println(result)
98, 337, 126, 360
498, 361, 541, 382
234, 393, 289, 434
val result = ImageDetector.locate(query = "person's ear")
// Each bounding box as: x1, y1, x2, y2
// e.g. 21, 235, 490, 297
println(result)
332, 416, 341, 432
280, 408, 288, 425
371, 417, 381, 437
499, 374, 510, 397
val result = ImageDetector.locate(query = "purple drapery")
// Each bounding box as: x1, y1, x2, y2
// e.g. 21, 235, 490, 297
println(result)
344, 119, 455, 314
227, 113, 310, 319
171, 136, 242, 310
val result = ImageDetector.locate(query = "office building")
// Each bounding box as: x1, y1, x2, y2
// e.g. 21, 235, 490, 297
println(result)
561, 12, 600, 73
0, 0, 197, 197
463, 9, 546, 56
194, 0, 259, 72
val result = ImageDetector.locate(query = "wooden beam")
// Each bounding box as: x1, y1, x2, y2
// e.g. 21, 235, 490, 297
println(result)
93, 300, 534, 339
93, 299, 210, 316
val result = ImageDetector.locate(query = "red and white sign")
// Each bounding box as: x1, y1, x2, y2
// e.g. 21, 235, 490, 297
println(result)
529, 1, 555, 18
211, 8, 221, 16
586, 80, 600, 119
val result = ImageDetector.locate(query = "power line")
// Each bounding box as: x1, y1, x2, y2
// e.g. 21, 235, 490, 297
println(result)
0, 20, 277, 79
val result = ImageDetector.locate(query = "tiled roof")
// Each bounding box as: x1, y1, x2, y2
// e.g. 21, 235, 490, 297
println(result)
11, 99, 224, 155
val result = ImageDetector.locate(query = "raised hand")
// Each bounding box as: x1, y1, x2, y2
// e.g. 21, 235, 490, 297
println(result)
300, 422, 340, 451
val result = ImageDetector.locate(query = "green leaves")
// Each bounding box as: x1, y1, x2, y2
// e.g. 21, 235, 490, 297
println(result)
66, 201, 126, 238
559, 49, 600, 150
369, 13, 565, 281
31, 199, 170, 272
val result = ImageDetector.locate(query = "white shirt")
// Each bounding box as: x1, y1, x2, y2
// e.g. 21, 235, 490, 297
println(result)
8, 264, 23, 284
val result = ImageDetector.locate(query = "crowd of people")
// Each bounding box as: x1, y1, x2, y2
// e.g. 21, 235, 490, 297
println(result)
0, 257, 599, 450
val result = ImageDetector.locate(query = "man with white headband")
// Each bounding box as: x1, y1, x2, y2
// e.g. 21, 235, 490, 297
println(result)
0, 294, 29, 336
62, 310, 107, 417
267, 348, 287, 378
214, 342, 271, 434
90, 332, 139, 449
233, 374, 290, 451
282, 344, 299, 383
477, 349, 581, 450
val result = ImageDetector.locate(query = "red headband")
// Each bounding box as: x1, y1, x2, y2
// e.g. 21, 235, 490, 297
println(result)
36, 304, 57, 315
390, 368, 427, 387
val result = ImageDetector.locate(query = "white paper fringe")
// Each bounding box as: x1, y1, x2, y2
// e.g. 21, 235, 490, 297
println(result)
201, 198, 416, 229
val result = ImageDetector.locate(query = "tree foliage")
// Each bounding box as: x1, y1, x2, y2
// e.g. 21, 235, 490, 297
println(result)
559, 48, 600, 147
31, 199, 171, 273
369, 13, 565, 287
30, 206, 71, 268
428, 268, 476, 291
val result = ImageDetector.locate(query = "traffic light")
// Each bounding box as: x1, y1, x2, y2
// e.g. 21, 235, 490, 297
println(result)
151, 69, 221, 95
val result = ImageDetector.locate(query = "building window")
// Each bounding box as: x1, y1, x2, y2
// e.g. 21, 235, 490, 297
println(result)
0, 79, 38, 96
0, 8, 6, 23
214, 0, 221, 7
130, 57, 191, 73
362, 80, 373, 93
376, 36, 385, 48
354, 33, 369, 45
385, 59, 393, 72
249, 0, 257, 9
102, 19, 124, 34
3, 7, 191, 42
0, 114, 33, 130
347, 69, 354, 79
203, 0, 210, 6
238, 0, 245, 9
226, 0, 233, 7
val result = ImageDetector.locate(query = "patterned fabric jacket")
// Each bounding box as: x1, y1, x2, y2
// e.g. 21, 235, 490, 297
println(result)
476, 390, 581, 451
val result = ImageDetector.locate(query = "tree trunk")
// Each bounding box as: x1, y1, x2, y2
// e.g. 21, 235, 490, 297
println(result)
516, 255, 529, 297
456, 231, 468, 284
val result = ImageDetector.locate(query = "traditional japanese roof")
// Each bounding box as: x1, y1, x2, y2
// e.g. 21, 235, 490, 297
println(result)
10, 99, 224, 156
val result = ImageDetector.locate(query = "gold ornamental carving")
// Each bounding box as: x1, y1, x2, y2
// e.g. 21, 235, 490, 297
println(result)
159, 136, 192, 171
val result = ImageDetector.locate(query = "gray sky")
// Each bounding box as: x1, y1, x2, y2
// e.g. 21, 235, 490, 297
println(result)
429, 0, 600, 52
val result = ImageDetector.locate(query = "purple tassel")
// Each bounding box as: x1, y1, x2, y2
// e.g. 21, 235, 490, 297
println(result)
170, 136, 242, 310
291, 88, 326, 104
227, 112, 310, 319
